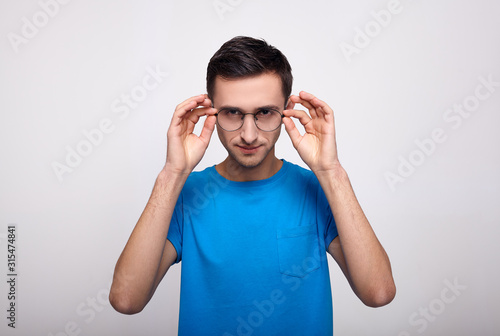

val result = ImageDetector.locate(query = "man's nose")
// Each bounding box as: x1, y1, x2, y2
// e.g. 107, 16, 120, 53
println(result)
240, 114, 258, 144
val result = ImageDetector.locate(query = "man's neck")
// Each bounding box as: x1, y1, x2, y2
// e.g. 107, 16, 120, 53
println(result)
215, 155, 283, 182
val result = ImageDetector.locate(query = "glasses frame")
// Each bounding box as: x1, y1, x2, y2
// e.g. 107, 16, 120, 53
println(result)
215, 109, 284, 132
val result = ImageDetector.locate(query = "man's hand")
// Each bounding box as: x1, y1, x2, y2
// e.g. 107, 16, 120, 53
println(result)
165, 94, 217, 175
282, 91, 340, 174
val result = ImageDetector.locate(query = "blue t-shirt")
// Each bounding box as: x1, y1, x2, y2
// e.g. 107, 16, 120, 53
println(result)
167, 160, 338, 335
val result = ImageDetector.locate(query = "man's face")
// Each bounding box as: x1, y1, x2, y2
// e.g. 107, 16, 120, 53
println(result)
212, 72, 285, 169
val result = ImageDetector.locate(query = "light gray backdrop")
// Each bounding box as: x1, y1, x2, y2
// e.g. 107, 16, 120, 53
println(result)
1, 0, 499, 335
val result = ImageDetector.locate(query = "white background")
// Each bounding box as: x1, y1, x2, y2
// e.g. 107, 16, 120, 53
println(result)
1, 0, 499, 335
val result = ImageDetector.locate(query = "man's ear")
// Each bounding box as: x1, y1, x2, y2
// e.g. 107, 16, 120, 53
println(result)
285, 96, 293, 110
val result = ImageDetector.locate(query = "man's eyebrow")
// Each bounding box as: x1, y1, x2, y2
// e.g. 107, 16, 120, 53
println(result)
218, 105, 241, 111
257, 105, 282, 111
217, 105, 282, 111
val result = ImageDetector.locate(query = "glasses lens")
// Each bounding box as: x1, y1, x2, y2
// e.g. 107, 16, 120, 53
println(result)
217, 109, 242, 131
255, 110, 282, 131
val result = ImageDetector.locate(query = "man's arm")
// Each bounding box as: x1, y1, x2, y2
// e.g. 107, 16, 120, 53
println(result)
283, 91, 396, 307
109, 94, 216, 314
321, 167, 395, 307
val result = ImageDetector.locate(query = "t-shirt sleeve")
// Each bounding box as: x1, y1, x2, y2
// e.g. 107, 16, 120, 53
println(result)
167, 193, 183, 264
317, 183, 338, 249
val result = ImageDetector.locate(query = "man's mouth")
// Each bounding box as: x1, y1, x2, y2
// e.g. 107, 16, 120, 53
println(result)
236, 145, 261, 154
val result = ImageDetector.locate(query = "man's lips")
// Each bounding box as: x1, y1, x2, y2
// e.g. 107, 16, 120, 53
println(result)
236, 145, 261, 154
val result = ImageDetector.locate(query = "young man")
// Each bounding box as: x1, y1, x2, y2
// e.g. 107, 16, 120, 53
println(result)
110, 36, 396, 335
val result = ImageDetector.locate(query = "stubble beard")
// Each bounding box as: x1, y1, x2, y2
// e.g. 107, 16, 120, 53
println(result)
225, 143, 275, 170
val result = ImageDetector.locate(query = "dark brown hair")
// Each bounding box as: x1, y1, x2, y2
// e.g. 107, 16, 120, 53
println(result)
206, 36, 293, 107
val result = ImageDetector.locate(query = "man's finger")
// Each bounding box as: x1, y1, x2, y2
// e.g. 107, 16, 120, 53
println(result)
299, 92, 334, 119
313, 100, 333, 119
283, 109, 312, 127
175, 94, 206, 113
290, 95, 317, 119
185, 106, 217, 124
174, 97, 214, 125
282, 116, 302, 148
198, 115, 217, 145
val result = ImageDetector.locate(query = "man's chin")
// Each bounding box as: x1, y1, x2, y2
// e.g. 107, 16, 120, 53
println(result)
231, 156, 263, 169
227, 150, 267, 170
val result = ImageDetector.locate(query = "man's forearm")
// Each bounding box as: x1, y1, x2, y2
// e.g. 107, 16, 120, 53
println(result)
109, 167, 187, 314
316, 165, 395, 307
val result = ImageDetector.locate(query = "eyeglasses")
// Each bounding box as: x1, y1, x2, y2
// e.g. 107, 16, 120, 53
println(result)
215, 108, 284, 132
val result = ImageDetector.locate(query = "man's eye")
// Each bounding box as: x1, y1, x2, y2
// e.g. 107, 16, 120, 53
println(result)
225, 109, 241, 116
257, 109, 271, 116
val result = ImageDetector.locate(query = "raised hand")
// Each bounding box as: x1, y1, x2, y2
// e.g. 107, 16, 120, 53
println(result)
165, 94, 217, 175
282, 91, 340, 173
